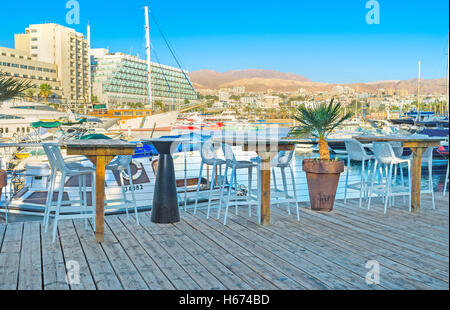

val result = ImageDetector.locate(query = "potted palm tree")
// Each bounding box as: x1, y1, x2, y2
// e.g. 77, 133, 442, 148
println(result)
290, 99, 352, 212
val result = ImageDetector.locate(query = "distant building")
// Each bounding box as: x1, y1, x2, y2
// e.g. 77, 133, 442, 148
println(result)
15, 23, 90, 109
262, 95, 280, 109
230, 86, 245, 95
0, 46, 61, 100
332, 86, 345, 94
240, 96, 257, 105
398, 89, 409, 97
218, 91, 230, 102
90, 48, 198, 109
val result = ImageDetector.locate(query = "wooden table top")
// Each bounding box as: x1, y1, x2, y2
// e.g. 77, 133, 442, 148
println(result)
63, 139, 136, 156
62, 139, 136, 148
212, 137, 300, 145
353, 135, 443, 143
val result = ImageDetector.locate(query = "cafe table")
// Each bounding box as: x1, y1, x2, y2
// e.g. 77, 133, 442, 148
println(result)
142, 138, 190, 224
63, 139, 136, 242
353, 135, 442, 213
212, 136, 297, 226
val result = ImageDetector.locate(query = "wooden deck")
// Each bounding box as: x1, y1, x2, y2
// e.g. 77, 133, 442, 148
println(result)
0, 194, 448, 290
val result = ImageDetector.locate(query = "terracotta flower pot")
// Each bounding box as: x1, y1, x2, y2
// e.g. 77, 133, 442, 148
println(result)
302, 159, 344, 212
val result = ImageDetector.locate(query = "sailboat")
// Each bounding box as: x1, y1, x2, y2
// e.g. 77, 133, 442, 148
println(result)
98, 6, 194, 134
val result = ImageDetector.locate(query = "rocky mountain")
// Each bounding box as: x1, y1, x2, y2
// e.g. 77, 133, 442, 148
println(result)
190, 69, 447, 95
190, 69, 311, 89
345, 78, 447, 95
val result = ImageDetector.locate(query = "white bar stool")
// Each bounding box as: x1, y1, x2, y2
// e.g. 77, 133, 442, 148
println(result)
344, 139, 375, 208
368, 142, 412, 214
105, 155, 140, 225
43, 144, 96, 242
218, 143, 260, 225
194, 140, 226, 217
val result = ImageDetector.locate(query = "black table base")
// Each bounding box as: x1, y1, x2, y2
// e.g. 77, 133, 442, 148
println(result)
149, 140, 181, 224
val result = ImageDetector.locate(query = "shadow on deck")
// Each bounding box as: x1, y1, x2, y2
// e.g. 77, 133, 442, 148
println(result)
0, 194, 448, 290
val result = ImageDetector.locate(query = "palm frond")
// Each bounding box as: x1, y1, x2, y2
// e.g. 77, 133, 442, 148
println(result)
0, 71, 33, 102
290, 98, 353, 139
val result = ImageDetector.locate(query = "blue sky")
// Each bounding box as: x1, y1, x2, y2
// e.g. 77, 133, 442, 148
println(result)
0, 0, 448, 83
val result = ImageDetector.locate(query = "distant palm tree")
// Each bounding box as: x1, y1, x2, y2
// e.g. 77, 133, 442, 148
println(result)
0, 71, 33, 102
290, 98, 353, 160
154, 100, 164, 112
39, 83, 52, 104
24, 89, 35, 102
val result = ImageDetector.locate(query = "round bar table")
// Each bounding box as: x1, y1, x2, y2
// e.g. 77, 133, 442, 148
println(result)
143, 138, 189, 224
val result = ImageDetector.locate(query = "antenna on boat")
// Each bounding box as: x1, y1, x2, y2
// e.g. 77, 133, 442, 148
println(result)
144, 6, 153, 110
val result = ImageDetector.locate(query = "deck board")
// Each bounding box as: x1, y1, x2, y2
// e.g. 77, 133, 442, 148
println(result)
0, 195, 448, 290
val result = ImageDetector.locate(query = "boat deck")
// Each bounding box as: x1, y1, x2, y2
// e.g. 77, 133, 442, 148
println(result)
0, 194, 448, 290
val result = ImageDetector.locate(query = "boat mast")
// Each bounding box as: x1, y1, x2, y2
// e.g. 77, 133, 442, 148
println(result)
417, 60, 421, 122
145, 6, 153, 110
87, 23, 91, 115
447, 33, 449, 118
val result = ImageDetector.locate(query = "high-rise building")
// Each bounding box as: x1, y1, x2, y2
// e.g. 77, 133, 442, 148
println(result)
0, 46, 61, 100
15, 23, 90, 110
90, 48, 198, 109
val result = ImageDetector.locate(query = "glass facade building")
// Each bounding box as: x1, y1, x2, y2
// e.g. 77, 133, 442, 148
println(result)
90, 48, 198, 109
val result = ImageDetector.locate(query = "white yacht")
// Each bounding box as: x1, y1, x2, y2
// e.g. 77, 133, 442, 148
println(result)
0, 101, 70, 139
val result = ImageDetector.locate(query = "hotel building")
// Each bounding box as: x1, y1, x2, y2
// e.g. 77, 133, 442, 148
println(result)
0, 46, 61, 100
15, 23, 90, 109
90, 48, 198, 109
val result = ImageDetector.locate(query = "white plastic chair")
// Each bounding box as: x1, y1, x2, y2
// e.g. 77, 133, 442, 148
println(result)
194, 140, 226, 217
43, 144, 96, 242
444, 162, 449, 197
105, 155, 140, 225
420, 147, 436, 210
268, 151, 300, 221
0, 171, 10, 224
344, 139, 375, 208
218, 143, 260, 225
368, 142, 412, 214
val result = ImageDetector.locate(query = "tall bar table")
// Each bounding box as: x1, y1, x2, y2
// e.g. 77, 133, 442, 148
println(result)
354, 135, 442, 213
212, 137, 296, 226
63, 139, 136, 242
143, 138, 189, 224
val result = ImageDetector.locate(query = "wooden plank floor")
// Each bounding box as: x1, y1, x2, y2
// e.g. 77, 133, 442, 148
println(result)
0, 194, 448, 290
